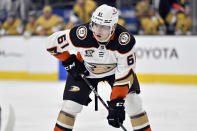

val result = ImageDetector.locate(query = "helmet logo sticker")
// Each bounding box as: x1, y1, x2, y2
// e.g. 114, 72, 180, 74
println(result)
112, 9, 117, 15
119, 32, 130, 45
98, 12, 103, 17
76, 26, 87, 40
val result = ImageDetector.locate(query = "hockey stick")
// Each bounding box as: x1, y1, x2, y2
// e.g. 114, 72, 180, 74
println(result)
0, 106, 1, 131
5, 104, 15, 131
81, 74, 127, 131
0, 104, 15, 131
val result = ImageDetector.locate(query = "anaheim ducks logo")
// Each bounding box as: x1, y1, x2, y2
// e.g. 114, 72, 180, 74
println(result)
118, 32, 130, 45
76, 26, 87, 40
69, 86, 80, 92
86, 63, 117, 74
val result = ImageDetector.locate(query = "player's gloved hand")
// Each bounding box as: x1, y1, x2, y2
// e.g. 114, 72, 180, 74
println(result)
62, 54, 89, 79
107, 97, 125, 128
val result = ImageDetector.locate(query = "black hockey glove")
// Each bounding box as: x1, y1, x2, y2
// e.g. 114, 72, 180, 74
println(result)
62, 54, 89, 80
107, 98, 125, 128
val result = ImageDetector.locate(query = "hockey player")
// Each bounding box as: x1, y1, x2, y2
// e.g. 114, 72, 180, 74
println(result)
46, 4, 152, 131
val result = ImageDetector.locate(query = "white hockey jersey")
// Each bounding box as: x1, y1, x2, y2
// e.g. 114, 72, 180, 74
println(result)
46, 23, 136, 89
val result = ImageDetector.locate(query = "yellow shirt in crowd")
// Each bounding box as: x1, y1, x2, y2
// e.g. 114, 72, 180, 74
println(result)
141, 16, 165, 35
67, 0, 97, 29
176, 12, 192, 35
36, 14, 64, 35
25, 22, 37, 35
3, 18, 22, 35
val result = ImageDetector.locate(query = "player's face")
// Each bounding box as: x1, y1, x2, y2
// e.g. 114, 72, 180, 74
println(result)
92, 23, 111, 42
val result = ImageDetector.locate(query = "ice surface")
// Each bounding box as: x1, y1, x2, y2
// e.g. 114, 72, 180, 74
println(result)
0, 80, 197, 131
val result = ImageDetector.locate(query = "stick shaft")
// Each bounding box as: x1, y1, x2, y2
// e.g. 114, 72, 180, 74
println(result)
81, 74, 127, 131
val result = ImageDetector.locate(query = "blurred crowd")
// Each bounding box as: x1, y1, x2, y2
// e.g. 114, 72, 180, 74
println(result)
0, 0, 193, 37
135, 0, 192, 35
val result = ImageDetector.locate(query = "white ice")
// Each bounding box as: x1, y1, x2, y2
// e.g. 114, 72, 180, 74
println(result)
0, 80, 197, 131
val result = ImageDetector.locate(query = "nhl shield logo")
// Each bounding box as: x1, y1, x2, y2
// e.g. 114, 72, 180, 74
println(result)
76, 26, 87, 40
119, 32, 130, 45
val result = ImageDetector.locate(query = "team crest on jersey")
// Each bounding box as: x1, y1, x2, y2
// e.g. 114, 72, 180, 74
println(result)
76, 26, 87, 40
86, 63, 117, 74
118, 32, 130, 45
69, 86, 80, 92
85, 49, 94, 57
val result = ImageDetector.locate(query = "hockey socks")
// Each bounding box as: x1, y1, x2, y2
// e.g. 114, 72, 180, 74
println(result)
54, 124, 72, 131
54, 111, 75, 131
130, 111, 151, 131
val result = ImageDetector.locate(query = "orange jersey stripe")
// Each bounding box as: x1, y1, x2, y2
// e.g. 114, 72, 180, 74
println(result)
76, 52, 83, 62
54, 51, 71, 61
110, 32, 115, 40
110, 85, 129, 100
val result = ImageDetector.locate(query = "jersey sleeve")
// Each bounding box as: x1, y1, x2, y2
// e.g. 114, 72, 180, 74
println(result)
110, 35, 136, 100
45, 30, 76, 61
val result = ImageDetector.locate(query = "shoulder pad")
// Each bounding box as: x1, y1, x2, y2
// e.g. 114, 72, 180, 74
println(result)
69, 23, 98, 48
107, 24, 136, 54
118, 32, 131, 45
76, 25, 88, 40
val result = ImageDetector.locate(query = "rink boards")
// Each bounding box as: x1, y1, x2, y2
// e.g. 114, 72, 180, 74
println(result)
0, 36, 196, 84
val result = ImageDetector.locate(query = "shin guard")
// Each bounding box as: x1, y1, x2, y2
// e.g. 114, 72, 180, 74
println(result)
54, 100, 83, 131
130, 112, 151, 131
